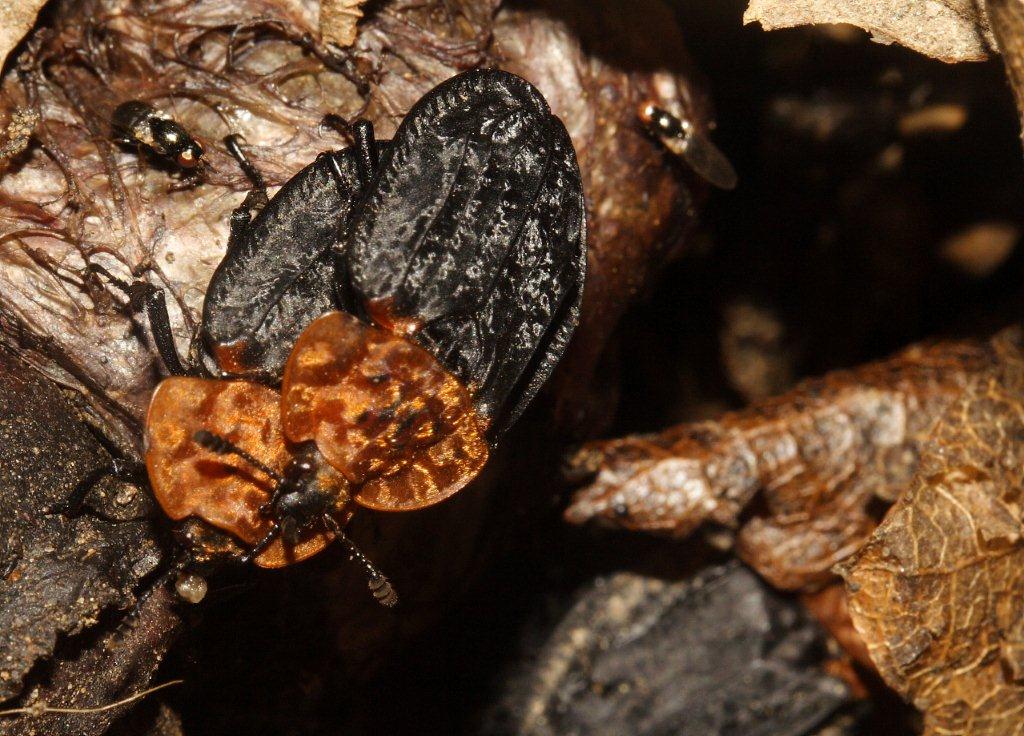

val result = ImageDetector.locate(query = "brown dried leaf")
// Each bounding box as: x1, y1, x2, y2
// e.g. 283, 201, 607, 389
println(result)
321, 0, 368, 48
988, 0, 1024, 137
0, 0, 47, 70
839, 328, 1024, 736
801, 584, 875, 678
566, 340, 994, 589
744, 0, 996, 63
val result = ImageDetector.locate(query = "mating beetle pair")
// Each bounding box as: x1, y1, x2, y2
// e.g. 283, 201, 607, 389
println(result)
94, 70, 586, 604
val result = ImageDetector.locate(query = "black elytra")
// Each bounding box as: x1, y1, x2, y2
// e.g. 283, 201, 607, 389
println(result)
202, 69, 587, 439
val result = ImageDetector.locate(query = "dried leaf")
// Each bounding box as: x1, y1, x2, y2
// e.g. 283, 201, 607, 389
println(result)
839, 328, 1024, 736
321, 0, 368, 48
988, 0, 1024, 138
744, 0, 997, 63
566, 340, 994, 589
0, 0, 47, 70
801, 584, 875, 680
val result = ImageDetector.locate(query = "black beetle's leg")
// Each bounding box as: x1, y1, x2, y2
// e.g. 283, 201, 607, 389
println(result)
224, 134, 268, 202
48, 457, 147, 517
130, 285, 190, 377
239, 523, 282, 565
322, 514, 397, 607
296, 32, 370, 96
87, 264, 194, 377
350, 120, 378, 184
223, 134, 269, 254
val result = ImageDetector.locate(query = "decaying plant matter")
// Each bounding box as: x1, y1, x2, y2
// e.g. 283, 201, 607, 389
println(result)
320, 0, 369, 47
839, 328, 1024, 736
566, 338, 996, 589
486, 563, 853, 735
744, 0, 996, 62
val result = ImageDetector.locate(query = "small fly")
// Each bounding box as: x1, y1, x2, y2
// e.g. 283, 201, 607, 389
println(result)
638, 101, 737, 190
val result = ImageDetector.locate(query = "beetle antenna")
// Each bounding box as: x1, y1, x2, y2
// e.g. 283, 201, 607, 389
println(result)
240, 522, 282, 565
193, 430, 284, 483
322, 514, 398, 607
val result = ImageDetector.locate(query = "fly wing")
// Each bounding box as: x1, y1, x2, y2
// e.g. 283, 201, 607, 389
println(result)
664, 131, 738, 191
202, 150, 366, 379
340, 69, 586, 438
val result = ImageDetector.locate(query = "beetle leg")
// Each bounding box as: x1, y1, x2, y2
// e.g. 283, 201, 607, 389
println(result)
129, 284, 192, 377
223, 134, 270, 253
321, 114, 378, 185
87, 263, 196, 377
119, 551, 196, 630
350, 119, 378, 184
47, 457, 147, 517
239, 523, 282, 565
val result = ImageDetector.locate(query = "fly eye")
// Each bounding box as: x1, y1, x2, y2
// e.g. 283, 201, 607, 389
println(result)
638, 102, 657, 126
177, 147, 200, 168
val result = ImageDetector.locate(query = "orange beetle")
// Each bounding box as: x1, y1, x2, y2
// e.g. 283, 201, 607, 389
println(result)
145, 311, 490, 605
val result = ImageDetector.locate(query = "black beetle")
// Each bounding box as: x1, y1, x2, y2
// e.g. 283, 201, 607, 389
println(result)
116, 69, 586, 439
85, 69, 586, 601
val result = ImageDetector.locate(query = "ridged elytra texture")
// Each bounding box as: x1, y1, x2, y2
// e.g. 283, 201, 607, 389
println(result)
202, 149, 366, 378
201, 69, 586, 439
341, 69, 586, 436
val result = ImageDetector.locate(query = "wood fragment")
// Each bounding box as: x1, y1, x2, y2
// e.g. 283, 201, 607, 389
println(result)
988, 0, 1024, 141
744, 0, 996, 63
566, 339, 995, 589
0, 0, 48, 70
321, 0, 369, 48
